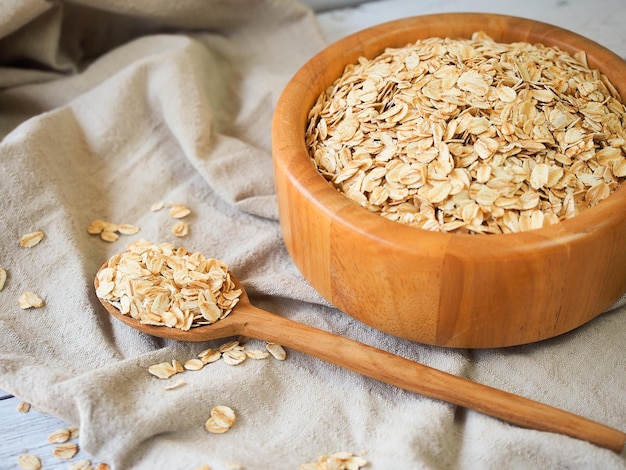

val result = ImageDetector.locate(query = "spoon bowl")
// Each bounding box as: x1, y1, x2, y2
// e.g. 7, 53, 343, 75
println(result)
97, 272, 259, 342
95, 263, 626, 453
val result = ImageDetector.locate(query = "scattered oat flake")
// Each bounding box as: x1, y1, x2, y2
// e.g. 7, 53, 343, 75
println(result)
266, 342, 287, 361
69, 460, 93, 470
95, 464, 111, 470
246, 349, 270, 360
17, 454, 41, 470
169, 204, 191, 219
184, 358, 205, 371
52, 442, 79, 460
223, 349, 247, 366
148, 362, 178, 379
118, 224, 140, 235
212, 405, 236, 428
68, 424, 80, 439
170, 204, 191, 219
87, 220, 106, 235
172, 220, 189, 237
204, 418, 230, 434
298, 452, 368, 470
16, 401, 30, 412
48, 427, 71, 444
18, 291, 44, 309
219, 340, 242, 353
164, 378, 186, 390
101, 222, 119, 232
90, 219, 140, 240
205, 405, 236, 434
196, 466, 212, 470
0, 267, 7, 291
20, 231, 44, 248
151, 201, 165, 212
100, 230, 119, 243
199, 348, 222, 364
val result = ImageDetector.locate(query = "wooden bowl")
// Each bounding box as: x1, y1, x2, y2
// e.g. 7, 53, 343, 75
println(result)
271, 13, 626, 348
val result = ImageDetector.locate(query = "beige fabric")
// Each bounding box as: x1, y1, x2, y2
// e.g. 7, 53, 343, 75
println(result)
0, 1, 625, 468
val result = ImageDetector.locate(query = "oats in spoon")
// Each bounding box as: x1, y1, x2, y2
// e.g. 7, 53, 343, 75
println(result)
95, 240, 241, 330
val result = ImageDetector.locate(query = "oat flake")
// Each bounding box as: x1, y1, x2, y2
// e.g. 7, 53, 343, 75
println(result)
0, 267, 7, 291
52, 443, 79, 460
17, 454, 41, 470
18, 291, 44, 309
20, 231, 44, 248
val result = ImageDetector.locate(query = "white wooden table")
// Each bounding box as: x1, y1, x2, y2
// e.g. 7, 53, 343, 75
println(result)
0, 392, 100, 469
2, 0, 625, 468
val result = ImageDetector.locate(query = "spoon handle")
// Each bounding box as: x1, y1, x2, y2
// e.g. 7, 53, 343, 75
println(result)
237, 304, 626, 453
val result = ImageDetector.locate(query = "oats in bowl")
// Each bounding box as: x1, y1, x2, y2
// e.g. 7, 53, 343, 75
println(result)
306, 32, 626, 234
273, 13, 626, 347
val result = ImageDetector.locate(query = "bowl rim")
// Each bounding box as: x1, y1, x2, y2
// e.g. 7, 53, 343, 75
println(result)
273, 12, 626, 253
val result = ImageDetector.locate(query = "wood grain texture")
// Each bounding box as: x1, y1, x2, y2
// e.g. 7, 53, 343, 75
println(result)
95, 271, 626, 453
0, 391, 102, 469
272, 13, 626, 348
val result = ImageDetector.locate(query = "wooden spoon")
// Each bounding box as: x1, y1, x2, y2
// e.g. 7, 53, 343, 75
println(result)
95, 268, 626, 454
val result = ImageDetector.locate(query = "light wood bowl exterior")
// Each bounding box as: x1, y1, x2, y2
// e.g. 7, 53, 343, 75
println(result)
272, 13, 626, 348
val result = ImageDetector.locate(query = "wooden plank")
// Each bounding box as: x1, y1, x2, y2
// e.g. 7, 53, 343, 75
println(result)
0, 390, 104, 469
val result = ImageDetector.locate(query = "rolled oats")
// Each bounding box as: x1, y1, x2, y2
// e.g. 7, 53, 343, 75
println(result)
17, 454, 41, 470
246, 349, 270, 360
48, 428, 71, 444
218, 340, 243, 353
52, 443, 79, 460
148, 361, 179, 379
18, 291, 44, 309
164, 378, 186, 390
0, 267, 6, 292
69, 460, 93, 470
118, 224, 141, 235
96, 240, 241, 330
172, 220, 189, 237
205, 405, 236, 434
198, 347, 222, 364
184, 358, 205, 371
222, 349, 247, 366
266, 342, 287, 361
100, 229, 120, 242
20, 231, 44, 248
172, 359, 184, 373
87, 220, 107, 235
16, 401, 30, 413
89, 219, 140, 241
306, 33, 626, 234
151, 201, 165, 212
169, 204, 191, 219
298, 451, 368, 470
68, 425, 80, 439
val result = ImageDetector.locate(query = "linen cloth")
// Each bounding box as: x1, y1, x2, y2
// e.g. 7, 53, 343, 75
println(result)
0, 1, 625, 469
